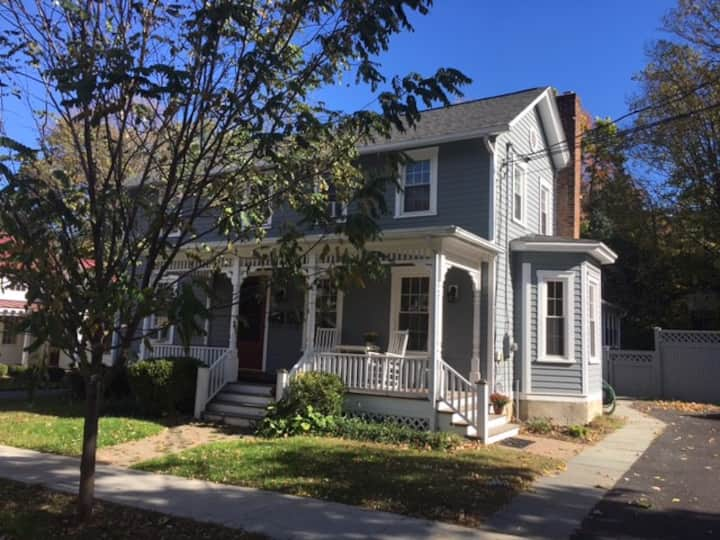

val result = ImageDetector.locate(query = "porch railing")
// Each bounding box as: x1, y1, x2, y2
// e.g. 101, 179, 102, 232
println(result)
292, 352, 430, 394
194, 347, 235, 418
144, 344, 229, 366
438, 359, 488, 441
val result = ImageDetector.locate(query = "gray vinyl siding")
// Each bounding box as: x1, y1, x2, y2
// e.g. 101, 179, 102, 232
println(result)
493, 107, 557, 395
340, 272, 391, 349
442, 267, 474, 376
265, 280, 305, 373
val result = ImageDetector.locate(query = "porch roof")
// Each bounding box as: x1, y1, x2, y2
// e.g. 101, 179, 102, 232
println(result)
510, 235, 618, 265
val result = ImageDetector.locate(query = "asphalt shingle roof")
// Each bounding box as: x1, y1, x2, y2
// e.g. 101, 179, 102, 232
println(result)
362, 87, 548, 150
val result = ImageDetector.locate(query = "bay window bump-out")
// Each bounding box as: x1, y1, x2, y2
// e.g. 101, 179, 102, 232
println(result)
395, 147, 438, 218
536, 270, 575, 363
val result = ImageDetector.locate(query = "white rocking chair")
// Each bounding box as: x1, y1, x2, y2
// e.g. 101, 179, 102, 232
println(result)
314, 327, 339, 353
378, 330, 409, 390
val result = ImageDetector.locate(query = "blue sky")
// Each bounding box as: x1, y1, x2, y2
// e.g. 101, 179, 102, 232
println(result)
316, 0, 677, 123
1, 0, 677, 146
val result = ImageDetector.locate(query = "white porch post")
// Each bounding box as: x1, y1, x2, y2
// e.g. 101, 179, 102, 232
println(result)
428, 251, 445, 429
21, 331, 31, 367
303, 255, 318, 352
470, 270, 482, 383
139, 316, 151, 360
486, 258, 497, 393
228, 256, 244, 380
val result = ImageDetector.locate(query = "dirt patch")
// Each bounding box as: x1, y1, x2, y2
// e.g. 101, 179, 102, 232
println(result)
500, 433, 585, 462
522, 414, 627, 445
633, 399, 720, 416
96, 423, 244, 467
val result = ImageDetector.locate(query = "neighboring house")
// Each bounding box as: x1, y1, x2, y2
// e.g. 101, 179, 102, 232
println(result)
141, 87, 617, 443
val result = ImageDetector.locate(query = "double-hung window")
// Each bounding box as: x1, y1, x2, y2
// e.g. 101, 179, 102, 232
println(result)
537, 270, 574, 363
391, 268, 430, 352
396, 147, 438, 218
588, 279, 601, 363
326, 183, 348, 221
315, 278, 343, 330
513, 162, 527, 224
1, 322, 15, 345
540, 185, 550, 235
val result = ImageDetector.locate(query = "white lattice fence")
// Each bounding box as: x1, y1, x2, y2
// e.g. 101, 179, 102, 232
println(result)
605, 329, 720, 402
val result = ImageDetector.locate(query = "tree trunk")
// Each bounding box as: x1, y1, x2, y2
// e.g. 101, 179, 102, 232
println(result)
77, 370, 101, 521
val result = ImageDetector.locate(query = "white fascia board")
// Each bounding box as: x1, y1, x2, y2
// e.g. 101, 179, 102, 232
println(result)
511, 239, 618, 265
358, 127, 506, 155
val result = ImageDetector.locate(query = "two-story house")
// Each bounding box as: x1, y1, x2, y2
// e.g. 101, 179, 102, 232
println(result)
141, 87, 617, 444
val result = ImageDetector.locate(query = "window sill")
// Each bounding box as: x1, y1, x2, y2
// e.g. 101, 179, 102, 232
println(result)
536, 356, 575, 365
395, 210, 437, 219
511, 216, 525, 227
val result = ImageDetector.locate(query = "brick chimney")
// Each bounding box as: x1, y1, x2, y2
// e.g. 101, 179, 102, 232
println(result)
554, 93, 590, 239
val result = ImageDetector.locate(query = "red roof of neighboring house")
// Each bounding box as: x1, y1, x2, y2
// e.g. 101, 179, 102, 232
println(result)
0, 299, 28, 317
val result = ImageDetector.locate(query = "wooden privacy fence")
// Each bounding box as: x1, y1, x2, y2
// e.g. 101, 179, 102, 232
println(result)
604, 328, 720, 403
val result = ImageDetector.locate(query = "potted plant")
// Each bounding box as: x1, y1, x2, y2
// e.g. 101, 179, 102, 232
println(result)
490, 392, 510, 415
362, 332, 378, 348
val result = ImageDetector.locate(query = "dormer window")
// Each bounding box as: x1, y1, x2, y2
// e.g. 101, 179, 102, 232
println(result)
395, 147, 438, 218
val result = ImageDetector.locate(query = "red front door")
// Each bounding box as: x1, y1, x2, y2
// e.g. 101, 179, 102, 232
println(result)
237, 277, 266, 371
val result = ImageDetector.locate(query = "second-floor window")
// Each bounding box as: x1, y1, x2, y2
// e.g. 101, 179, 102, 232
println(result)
396, 147, 438, 218
1, 322, 16, 345
513, 162, 526, 224
326, 183, 347, 221
540, 185, 550, 235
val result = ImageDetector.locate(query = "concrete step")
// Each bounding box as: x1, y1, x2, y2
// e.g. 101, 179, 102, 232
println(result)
224, 382, 274, 397
486, 423, 520, 444
203, 412, 256, 428
206, 401, 268, 418
449, 413, 507, 429
215, 391, 274, 407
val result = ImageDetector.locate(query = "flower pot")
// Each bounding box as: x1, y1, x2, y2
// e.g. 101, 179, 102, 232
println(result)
492, 403, 505, 415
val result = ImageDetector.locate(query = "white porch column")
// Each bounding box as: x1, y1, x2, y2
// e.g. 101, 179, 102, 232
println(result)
228, 256, 244, 379
428, 251, 446, 427
486, 258, 497, 393
139, 316, 151, 360
21, 331, 31, 367
470, 270, 482, 383
302, 255, 318, 352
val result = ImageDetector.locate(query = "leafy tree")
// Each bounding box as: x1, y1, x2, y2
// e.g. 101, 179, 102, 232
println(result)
0, 0, 469, 519
629, 0, 720, 329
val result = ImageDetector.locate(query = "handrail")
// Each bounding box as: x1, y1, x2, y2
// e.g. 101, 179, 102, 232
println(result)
145, 344, 228, 366
438, 359, 479, 427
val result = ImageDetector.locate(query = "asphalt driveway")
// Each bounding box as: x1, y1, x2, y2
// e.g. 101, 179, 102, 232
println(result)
573, 404, 720, 539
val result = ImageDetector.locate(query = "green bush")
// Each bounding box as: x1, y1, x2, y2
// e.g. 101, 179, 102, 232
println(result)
47, 367, 65, 383
285, 372, 345, 416
567, 424, 589, 439
332, 416, 463, 451
0, 363, 7, 378
8, 365, 27, 377
257, 404, 338, 437
127, 357, 199, 417
525, 417, 553, 435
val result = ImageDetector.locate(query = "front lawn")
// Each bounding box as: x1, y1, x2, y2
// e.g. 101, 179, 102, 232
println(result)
134, 436, 561, 527
0, 479, 264, 539
0, 398, 164, 456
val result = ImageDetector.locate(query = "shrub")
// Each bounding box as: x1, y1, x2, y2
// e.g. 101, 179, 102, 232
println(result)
257, 404, 338, 437
47, 366, 66, 383
127, 357, 199, 417
525, 417, 553, 435
567, 424, 589, 439
333, 416, 463, 451
0, 363, 7, 378
285, 372, 345, 417
8, 365, 27, 377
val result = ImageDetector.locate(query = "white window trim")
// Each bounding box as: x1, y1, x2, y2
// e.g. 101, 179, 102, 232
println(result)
539, 182, 551, 235
395, 147, 439, 218
512, 160, 527, 226
389, 266, 430, 353
588, 277, 602, 364
536, 269, 575, 364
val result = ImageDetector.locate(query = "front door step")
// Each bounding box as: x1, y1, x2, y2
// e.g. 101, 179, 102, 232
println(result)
203, 381, 275, 427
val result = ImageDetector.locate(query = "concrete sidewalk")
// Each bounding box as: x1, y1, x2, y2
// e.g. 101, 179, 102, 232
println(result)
485, 401, 667, 539
0, 401, 665, 540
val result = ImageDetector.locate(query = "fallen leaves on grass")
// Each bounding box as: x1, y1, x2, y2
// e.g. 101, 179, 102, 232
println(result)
634, 400, 720, 415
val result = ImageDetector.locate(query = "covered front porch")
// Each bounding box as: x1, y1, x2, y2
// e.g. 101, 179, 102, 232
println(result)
143, 226, 503, 439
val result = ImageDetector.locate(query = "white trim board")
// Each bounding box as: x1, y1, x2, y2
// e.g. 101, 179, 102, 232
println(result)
518, 391, 602, 403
